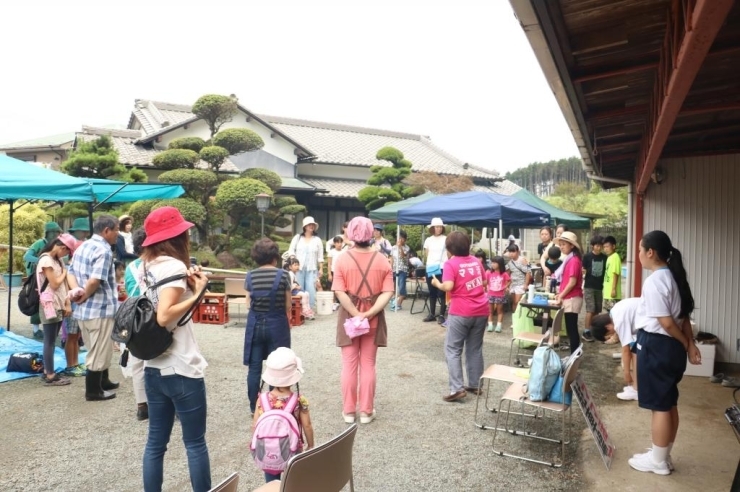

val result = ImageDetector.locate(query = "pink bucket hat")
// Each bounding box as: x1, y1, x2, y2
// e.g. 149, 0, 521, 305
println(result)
57, 233, 82, 256
346, 216, 373, 243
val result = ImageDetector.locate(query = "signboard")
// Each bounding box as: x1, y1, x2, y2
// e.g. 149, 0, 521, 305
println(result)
571, 373, 616, 469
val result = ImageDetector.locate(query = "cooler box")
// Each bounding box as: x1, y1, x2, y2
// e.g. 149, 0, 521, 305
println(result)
684, 343, 715, 377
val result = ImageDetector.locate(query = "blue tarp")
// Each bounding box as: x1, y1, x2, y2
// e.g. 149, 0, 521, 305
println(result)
0, 328, 87, 383
396, 191, 551, 228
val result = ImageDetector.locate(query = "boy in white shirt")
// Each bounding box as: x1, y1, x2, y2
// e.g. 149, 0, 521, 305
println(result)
590, 297, 640, 401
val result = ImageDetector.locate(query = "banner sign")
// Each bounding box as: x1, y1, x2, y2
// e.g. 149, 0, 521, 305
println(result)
571, 373, 616, 469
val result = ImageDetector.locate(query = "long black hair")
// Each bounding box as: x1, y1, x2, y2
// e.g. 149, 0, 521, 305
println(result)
642, 230, 694, 318
39, 239, 65, 267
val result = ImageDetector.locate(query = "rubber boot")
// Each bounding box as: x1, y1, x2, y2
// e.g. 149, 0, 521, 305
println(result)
101, 369, 120, 390
85, 371, 116, 401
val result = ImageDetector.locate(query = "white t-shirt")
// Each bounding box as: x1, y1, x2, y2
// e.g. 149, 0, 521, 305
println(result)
635, 269, 682, 337
134, 256, 208, 378
328, 248, 343, 272
424, 235, 448, 269
610, 297, 639, 346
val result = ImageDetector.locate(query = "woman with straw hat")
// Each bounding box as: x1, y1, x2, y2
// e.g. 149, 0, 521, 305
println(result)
286, 216, 324, 310
553, 231, 584, 353
423, 218, 448, 323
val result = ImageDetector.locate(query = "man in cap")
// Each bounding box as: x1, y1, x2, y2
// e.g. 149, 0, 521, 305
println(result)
23, 222, 62, 339
68, 215, 120, 401
68, 217, 91, 241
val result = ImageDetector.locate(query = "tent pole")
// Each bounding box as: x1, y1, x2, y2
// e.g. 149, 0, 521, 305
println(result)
87, 203, 94, 234
499, 219, 503, 254
394, 224, 399, 312
94, 183, 129, 209
6, 200, 14, 331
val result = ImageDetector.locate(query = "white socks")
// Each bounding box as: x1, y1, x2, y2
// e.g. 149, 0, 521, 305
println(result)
652, 444, 669, 464
32, 324, 40, 333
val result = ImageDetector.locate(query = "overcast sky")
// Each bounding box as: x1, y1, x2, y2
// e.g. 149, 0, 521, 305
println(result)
0, 0, 577, 175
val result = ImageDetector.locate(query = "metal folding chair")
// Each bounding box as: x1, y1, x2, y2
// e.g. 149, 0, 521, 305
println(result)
508, 308, 564, 366
492, 347, 584, 467
409, 277, 430, 315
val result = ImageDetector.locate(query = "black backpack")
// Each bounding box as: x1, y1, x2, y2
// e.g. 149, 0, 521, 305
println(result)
111, 273, 205, 360
17, 273, 48, 317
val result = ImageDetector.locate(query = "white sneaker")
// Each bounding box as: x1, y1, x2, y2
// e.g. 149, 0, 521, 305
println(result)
628, 449, 671, 475
342, 413, 355, 424
332, 303, 340, 311
666, 456, 674, 472
617, 386, 638, 401
359, 410, 376, 424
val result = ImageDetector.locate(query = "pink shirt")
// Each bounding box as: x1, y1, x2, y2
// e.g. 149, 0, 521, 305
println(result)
442, 255, 489, 317
486, 271, 510, 297
559, 255, 583, 300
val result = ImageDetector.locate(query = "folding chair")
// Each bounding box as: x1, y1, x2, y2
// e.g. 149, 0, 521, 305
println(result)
474, 331, 551, 430
409, 277, 430, 315
492, 347, 584, 467
508, 308, 563, 366
209, 472, 239, 492
252, 424, 358, 492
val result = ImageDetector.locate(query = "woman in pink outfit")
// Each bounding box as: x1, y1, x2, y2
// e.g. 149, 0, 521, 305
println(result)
332, 217, 394, 425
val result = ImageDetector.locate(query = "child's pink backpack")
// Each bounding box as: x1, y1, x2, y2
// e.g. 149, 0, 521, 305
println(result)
250, 392, 302, 474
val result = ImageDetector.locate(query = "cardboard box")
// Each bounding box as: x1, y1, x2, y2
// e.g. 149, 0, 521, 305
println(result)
684, 343, 716, 377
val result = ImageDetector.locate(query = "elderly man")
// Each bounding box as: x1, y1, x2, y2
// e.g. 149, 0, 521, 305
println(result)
23, 222, 63, 339
68, 215, 120, 401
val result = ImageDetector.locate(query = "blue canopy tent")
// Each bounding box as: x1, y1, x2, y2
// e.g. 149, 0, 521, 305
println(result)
0, 154, 185, 329
397, 191, 551, 228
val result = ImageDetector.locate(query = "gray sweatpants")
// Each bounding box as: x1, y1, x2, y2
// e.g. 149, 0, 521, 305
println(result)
444, 314, 487, 393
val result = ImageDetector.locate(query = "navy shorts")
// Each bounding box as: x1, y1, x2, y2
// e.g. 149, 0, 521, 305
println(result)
635, 330, 687, 411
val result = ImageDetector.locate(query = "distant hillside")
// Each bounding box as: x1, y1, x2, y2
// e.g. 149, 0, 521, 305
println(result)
505, 157, 589, 196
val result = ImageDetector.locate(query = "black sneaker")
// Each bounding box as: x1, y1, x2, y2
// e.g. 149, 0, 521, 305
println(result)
422, 314, 436, 322
582, 331, 595, 342
33, 331, 44, 340
437, 315, 445, 325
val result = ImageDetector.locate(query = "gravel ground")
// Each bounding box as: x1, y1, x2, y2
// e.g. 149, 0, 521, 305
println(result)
0, 291, 612, 491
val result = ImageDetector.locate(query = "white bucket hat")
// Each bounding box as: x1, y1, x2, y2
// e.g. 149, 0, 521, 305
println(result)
302, 216, 319, 231
262, 347, 304, 387
427, 217, 446, 233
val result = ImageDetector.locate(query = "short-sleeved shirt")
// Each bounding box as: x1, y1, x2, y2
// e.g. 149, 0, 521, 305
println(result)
486, 270, 510, 297
133, 255, 208, 378
332, 250, 394, 330
390, 244, 410, 273
582, 252, 607, 290
124, 258, 143, 297
635, 269, 682, 337
610, 297, 639, 346
289, 235, 324, 272
423, 235, 447, 269
69, 234, 117, 320
442, 255, 489, 317
328, 248, 344, 272
37, 254, 68, 312
506, 258, 530, 288
372, 237, 392, 257
559, 255, 583, 300
245, 268, 291, 313
604, 252, 622, 300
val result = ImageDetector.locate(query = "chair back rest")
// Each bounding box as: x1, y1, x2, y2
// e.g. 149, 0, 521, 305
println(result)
209, 472, 239, 492
551, 308, 565, 334
563, 346, 584, 392
280, 424, 358, 492
225, 277, 248, 297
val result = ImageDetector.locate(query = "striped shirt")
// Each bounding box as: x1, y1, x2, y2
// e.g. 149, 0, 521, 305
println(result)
244, 268, 291, 313
69, 234, 118, 320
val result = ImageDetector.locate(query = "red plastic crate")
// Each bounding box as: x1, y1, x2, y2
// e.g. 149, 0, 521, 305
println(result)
195, 293, 229, 325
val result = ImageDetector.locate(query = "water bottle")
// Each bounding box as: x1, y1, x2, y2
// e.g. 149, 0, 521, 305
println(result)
528, 284, 536, 303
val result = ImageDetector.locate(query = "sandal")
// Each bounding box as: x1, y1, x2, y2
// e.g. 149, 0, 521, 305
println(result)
709, 373, 724, 383
43, 374, 71, 386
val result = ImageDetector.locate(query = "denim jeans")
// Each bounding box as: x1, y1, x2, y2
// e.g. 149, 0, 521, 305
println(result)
143, 368, 211, 492
295, 269, 317, 309
247, 317, 289, 413
265, 472, 281, 482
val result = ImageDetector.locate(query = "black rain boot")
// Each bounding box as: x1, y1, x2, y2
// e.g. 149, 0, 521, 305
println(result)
101, 369, 120, 390
85, 371, 116, 401
137, 403, 149, 421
